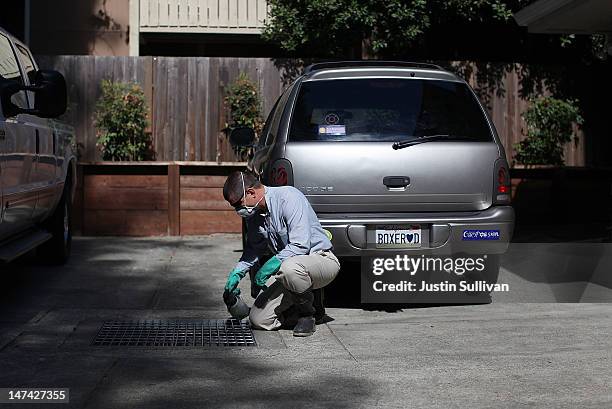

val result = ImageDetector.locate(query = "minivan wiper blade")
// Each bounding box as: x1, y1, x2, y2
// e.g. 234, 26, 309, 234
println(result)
392, 134, 471, 150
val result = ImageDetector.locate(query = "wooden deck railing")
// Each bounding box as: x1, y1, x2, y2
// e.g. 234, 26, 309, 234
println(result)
139, 0, 268, 33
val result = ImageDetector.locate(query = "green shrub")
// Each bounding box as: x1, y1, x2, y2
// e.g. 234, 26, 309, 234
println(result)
513, 97, 583, 166
94, 80, 150, 161
224, 73, 264, 160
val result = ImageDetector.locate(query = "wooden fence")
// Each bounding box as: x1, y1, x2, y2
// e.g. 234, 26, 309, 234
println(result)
35, 56, 584, 166
36, 56, 286, 163
471, 70, 585, 167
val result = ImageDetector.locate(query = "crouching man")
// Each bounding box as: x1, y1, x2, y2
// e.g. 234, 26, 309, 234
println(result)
222, 171, 340, 337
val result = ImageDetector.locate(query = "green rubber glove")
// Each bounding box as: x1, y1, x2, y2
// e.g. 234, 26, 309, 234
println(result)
254, 256, 282, 287
225, 268, 247, 295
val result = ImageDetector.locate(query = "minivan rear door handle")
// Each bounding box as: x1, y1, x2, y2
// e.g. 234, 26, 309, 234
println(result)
383, 176, 410, 188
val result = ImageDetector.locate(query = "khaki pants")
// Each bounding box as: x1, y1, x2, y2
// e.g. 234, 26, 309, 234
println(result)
249, 249, 340, 330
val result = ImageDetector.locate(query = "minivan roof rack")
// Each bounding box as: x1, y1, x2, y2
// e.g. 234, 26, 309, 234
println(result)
304, 60, 443, 74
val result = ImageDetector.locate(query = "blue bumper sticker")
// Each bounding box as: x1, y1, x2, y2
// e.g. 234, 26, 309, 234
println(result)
462, 229, 501, 240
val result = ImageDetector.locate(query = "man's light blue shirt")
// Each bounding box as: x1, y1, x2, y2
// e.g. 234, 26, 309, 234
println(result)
233, 185, 332, 273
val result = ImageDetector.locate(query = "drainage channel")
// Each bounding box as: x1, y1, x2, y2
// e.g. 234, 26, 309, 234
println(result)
92, 319, 256, 347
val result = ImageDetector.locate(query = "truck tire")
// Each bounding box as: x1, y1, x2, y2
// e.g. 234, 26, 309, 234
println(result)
462, 254, 500, 303
483, 254, 501, 286
38, 180, 72, 265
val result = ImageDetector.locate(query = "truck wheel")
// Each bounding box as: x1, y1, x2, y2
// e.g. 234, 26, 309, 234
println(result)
39, 181, 72, 265
484, 254, 501, 285
462, 254, 500, 303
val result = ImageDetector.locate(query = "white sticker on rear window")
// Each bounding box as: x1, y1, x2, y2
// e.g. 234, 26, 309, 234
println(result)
318, 125, 346, 136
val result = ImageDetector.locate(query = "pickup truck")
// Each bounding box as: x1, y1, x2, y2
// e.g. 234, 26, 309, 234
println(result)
0, 27, 76, 264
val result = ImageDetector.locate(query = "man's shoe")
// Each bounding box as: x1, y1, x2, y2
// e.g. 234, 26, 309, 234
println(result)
290, 288, 316, 336
278, 305, 298, 329
293, 316, 316, 337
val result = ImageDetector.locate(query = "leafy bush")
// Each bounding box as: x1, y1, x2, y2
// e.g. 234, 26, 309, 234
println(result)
94, 80, 150, 161
263, 0, 516, 58
513, 97, 583, 166
224, 73, 264, 160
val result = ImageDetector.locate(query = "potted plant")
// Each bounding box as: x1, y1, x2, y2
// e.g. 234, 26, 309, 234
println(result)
223, 73, 264, 161
94, 79, 151, 161
513, 96, 583, 168
511, 96, 584, 224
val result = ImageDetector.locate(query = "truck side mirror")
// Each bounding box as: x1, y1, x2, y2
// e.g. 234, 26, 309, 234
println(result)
32, 70, 67, 118
229, 127, 255, 147
0, 69, 67, 118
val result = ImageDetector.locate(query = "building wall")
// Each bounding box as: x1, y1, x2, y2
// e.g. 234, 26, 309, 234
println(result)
0, 1, 25, 42
30, 0, 129, 56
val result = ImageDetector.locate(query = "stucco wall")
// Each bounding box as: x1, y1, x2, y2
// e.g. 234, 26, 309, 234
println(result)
30, 0, 129, 56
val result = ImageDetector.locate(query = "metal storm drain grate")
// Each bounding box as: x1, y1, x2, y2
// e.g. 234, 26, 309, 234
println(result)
92, 319, 256, 347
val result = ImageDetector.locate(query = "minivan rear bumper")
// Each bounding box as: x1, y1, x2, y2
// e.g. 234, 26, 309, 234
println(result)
318, 206, 515, 257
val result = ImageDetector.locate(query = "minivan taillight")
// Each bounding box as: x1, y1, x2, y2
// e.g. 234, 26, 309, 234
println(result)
270, 159, 293, 186
498, 167, 508, 193
493, 160, 511, 204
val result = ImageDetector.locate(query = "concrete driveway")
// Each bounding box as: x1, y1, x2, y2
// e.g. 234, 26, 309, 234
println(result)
0, 235, 611, 408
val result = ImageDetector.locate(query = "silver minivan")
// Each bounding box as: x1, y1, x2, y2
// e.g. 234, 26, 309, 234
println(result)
231, 61, 515, 282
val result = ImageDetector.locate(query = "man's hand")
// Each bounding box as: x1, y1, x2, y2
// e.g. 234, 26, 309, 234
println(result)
254, 256, 282, 287
225, 268, 247, 295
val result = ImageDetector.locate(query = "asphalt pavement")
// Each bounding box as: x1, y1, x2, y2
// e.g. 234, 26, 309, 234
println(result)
0, 235, 611, 408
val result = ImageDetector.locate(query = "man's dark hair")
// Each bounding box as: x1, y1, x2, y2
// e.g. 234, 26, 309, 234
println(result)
223, 171, 262, 205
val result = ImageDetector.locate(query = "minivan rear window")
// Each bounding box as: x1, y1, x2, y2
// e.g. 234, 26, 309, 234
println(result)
289, 78, 492, 142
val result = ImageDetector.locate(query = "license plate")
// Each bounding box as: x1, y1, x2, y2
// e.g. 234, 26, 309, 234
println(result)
375, 225, 422, 248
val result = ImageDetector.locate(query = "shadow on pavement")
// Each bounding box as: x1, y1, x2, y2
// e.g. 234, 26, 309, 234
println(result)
323, 258, 489, 313
0, 238, 217, 326
0, 237, 377, 408
80, 356, 373, 409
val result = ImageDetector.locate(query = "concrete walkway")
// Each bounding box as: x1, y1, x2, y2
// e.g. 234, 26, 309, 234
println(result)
0, 236, 611, 408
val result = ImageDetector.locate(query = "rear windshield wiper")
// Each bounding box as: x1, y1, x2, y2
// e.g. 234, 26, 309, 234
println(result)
392, 134, 472, 150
